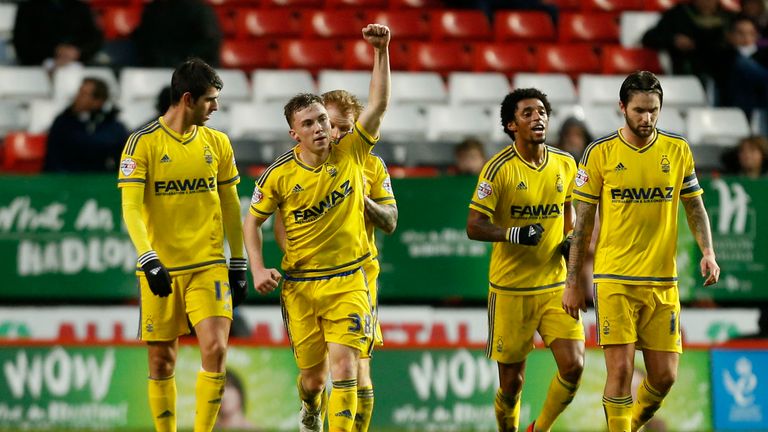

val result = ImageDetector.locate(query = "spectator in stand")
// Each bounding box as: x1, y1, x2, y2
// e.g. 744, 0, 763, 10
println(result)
713, 16, 768, 120
642, 0, 735, 83
722, 135, 768, 177
131, 0, 222, 68
556, 117, 592, 162
740, 0, 768, 40
43, 77, 129, 172
453, 138, 487, 176
12, 0, 103, 68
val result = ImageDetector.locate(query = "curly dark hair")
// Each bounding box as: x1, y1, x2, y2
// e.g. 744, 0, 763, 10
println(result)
500, 88, 552, 140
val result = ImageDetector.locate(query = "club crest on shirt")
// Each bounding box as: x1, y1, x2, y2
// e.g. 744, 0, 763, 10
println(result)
326, 164, 337, 177
251, 186, 263, 204
575, 168, 589, 187
477, 181, 493, 199
120, 158, 137, 176
660, 155, 671, 173
204, 146, 213, 164
555, 173, 563, 193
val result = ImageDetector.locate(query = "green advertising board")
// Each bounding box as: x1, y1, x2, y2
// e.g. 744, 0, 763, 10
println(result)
0, 175, 764, 302
0, 345, 711, 431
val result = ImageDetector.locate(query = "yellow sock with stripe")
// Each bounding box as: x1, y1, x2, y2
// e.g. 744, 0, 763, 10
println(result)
353, 386, 374, 432
631, 380, 667, 431
148, 375, 177, 432
494, 388, 521, 432
193, 370, 225, 432
297, 374, 323, 411
329, 379, 358, 432
603, 395, 633, 432
535, 373, 579, 431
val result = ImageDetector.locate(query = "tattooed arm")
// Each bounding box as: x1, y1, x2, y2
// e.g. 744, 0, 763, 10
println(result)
562, 200, 597, 319
681, 195, 720, 286
364, 196, 398, 234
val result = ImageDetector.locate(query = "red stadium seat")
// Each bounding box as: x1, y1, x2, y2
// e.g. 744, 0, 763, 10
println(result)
220, 39, 278, 71
388, 0, 442, 9
408, 41, 472, 74
601, 46, 662, 74
343, 40, 410, 70
365, 10, 430, 40
261, 0, 323, 8
3, 133, 47, 173
537, 43, 601, 78
581, 0, 644, 11
214, 8, 237, 38
279, 40, 344, 73
473, 43, 536, 74
303, 10, 366, 39
325, 0, 387, 9
494, 11, 555, 42
99, 6, 141, 40
431, 10, 492, 41
236, 8, 303, 39
559, 12, 620, 43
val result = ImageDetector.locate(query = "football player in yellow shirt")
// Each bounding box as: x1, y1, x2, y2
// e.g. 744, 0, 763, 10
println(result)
118, 58, 247, 432
563, 71, 720, 432
467, 88, 585, 432
243, 24, 391, 432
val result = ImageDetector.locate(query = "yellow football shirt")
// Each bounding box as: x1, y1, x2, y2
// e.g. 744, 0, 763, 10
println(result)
574, 128, 703, 286
469, 144, 576, 295
249, 122, 377, 278
364, 153, 396, 262
117, 117, 240, 274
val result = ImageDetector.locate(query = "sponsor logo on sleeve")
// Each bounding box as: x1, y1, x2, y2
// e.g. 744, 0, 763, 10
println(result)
251, 186, 263, 204
120, 158, 137, 176
383, 176, 393, 194
575, 168, 589, 187
477, 181, 493, 199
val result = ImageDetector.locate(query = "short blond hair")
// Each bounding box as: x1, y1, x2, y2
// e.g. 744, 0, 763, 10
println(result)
321, 90, 364, 120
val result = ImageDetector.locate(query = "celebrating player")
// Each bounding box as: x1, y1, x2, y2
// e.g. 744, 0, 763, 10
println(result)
118, 58, 248, 432
243, 24, 391, 432
562, 71, 720, 431
467, 88, 585, 432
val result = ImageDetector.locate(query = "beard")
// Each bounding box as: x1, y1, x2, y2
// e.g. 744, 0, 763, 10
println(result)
625, 115, 654, 138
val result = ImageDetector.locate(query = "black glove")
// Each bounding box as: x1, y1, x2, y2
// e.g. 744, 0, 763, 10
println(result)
138, 251, 172, 297
229, 258, 248, 307
508, 223, 545, 246
561, 233, 573, 262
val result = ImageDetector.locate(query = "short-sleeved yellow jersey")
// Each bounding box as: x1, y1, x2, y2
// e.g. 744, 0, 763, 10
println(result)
469, 144, 576, 295
364, 153, 396, 261
574, 128, 703, 286
249, 122, 377, 278
117, 117, 240, 274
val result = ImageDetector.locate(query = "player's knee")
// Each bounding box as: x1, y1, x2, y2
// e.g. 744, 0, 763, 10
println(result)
648, 370, 676, 394
301, 373, 327, 394
148, 351, 176, 378
357, 359, 372, 386
560, 356, 584, 383
200, 338, 227, 365
499, 368, 525, 395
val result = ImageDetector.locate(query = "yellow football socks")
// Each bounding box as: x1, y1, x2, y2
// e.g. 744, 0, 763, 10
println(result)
353, 385, 374, 432
148, 375, 177, 432
631, 380, 666, 431
329, 379, 358, 432
535, 373, 579, 431
193, 370, 225, 432
494, 388, 521, 432
603, 395, 633, 432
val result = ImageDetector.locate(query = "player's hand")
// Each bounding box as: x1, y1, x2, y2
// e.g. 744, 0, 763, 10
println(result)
701, 254, 720, 286
251, 267, 282, 295
362, 24, 390, 50
562, 280, 586, 320
229, 258, 248, 307
508, 223, 544, 245
139, 251, 172, 297
560, 233, 573, 262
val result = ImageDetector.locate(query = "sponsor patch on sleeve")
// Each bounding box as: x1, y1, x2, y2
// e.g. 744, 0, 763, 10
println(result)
575, 169, 589, 187
251, 185, 263, 204
120, 158, 137, 176
477, 181, 493, 200
382, 176, 393, 194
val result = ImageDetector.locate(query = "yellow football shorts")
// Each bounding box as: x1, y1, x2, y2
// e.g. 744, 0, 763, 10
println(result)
594, 282, 682, 353
281, 267, 373, 369
487, 290, 585, 364
361, 260, 383, 359
138, 265, 232, 341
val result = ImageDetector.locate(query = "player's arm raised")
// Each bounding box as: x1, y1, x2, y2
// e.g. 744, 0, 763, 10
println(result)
356, 24, 391, 139
562, 200, 597, 319
681, 195, 720, 286
243, 213, 282, 295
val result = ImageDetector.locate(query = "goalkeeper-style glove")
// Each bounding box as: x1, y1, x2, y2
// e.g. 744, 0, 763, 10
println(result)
138, 251, 172, 297
229, 258, 248, 307
561, 232, 574, 262
507, 223, 545, 246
